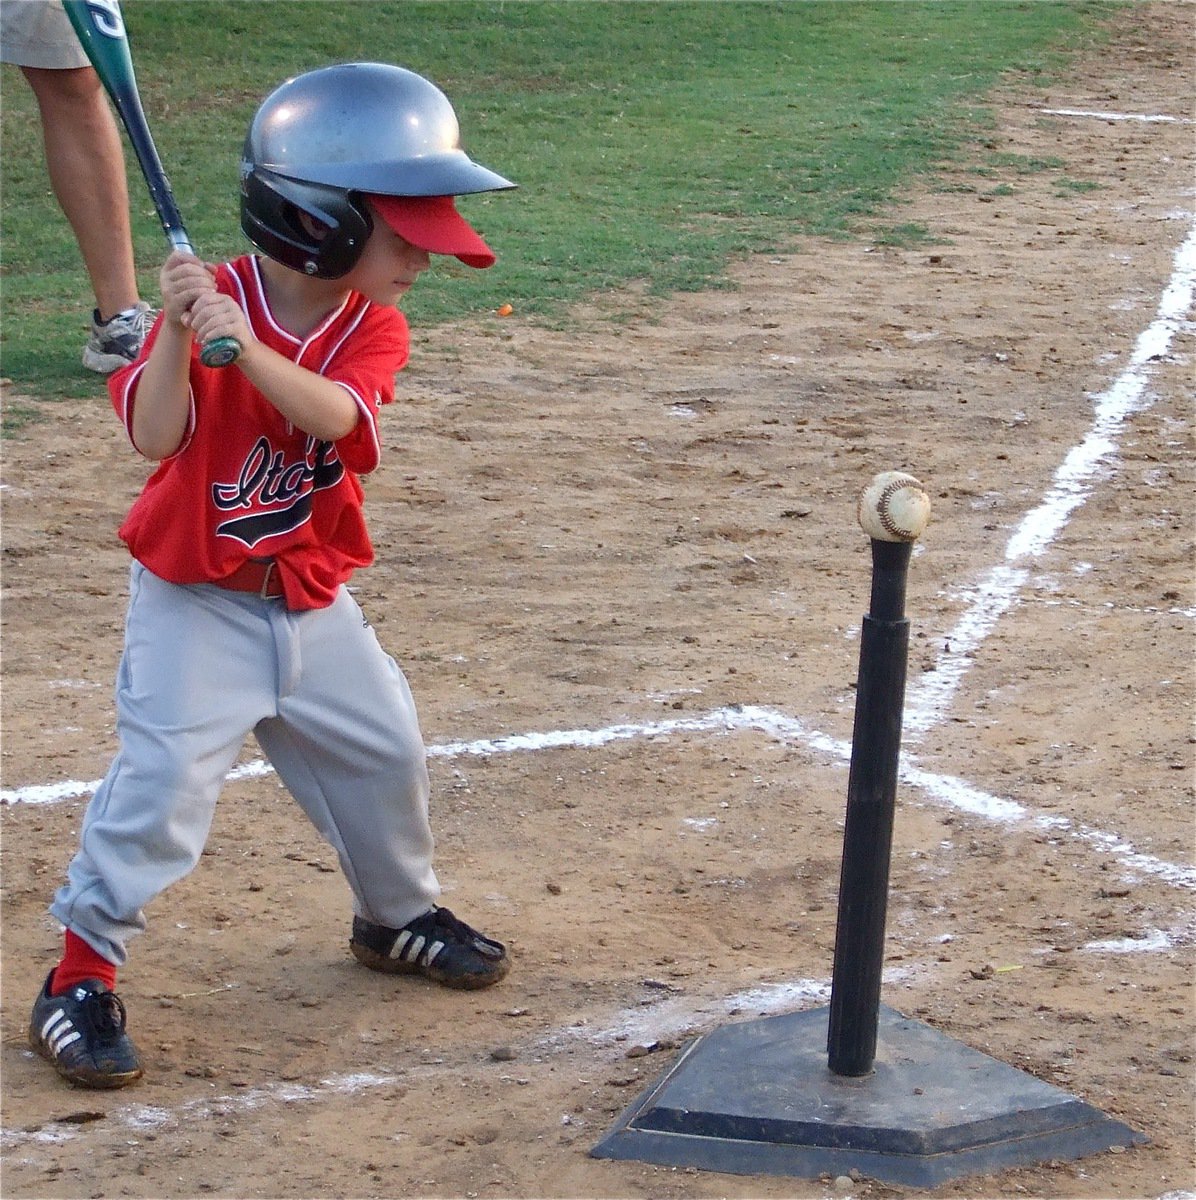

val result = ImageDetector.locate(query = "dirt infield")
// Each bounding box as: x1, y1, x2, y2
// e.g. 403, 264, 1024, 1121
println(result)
1, 6, 1192, 1198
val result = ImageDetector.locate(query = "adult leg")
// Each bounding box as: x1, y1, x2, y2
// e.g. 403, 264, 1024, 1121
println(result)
21, 65, 141, 320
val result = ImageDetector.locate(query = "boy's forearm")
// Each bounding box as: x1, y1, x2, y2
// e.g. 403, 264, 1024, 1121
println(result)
234, 341, 361, 442
131, 323, 194, 460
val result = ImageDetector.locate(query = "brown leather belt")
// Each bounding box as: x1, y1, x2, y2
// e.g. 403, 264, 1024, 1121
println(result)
218, 558, 284, 599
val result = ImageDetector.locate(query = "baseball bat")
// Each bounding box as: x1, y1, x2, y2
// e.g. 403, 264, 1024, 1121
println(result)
61, 0, 241, 368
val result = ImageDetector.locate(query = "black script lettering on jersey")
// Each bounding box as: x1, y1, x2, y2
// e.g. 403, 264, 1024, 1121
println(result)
212, 436, 344, 548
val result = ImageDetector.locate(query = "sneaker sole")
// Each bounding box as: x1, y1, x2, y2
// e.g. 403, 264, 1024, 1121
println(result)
81, 347, 134, 374
349, 941, 510, 990
29, 1034, 143, 1089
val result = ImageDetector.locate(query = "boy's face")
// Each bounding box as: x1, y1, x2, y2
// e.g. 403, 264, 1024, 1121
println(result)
343, 209, 431, 306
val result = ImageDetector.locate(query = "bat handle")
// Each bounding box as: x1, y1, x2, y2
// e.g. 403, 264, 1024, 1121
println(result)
166, 231, 242, 368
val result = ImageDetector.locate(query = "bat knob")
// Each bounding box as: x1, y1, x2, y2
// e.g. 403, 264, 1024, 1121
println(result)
200, 336, 242, 369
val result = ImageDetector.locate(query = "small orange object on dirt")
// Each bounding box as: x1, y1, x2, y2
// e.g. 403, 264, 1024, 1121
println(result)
497, 303, 514, 317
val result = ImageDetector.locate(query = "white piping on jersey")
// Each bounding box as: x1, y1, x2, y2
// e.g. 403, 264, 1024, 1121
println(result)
318, 304, 383, 471
246, 256, 354, 353
334, 381, 383, 473
316, 304, 370, 372
225, 263, 250, 326
117, 359, 198, 459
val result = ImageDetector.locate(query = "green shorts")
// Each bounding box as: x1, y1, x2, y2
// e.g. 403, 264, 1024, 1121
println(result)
0, 0, 90, 69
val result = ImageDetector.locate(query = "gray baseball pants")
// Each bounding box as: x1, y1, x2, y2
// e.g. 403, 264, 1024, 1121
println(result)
51, 562, 440, 966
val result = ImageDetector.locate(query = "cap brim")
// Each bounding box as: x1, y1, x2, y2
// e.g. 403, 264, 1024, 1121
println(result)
369, 194, 496, 268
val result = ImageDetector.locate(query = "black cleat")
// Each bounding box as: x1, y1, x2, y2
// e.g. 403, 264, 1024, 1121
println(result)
350, 906, 509, 990
29, 972, 143, 1089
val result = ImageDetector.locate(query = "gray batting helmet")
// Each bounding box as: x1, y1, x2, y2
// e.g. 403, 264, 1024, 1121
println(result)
240, 62, 515, 278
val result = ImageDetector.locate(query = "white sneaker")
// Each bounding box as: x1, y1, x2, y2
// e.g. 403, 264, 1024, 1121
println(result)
82, 301, 156, 374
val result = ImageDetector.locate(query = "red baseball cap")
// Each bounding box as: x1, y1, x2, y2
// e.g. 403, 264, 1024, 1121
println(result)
368, 194, 496, 268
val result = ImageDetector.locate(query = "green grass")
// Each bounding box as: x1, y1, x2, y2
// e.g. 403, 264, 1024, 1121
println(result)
1, 0, 1117, 411
1056, 177, 1103, 193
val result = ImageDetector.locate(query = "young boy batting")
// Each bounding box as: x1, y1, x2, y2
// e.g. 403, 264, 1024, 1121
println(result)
30, 63, 515, 1089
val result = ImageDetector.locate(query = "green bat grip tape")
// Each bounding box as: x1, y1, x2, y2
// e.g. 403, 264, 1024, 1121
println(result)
199, 336, 242, 369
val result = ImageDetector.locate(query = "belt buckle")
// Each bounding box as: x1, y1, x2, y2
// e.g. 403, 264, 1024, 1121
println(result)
258, 560, 277, 600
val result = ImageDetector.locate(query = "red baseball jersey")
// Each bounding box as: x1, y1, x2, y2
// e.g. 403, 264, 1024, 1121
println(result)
109, 255, 409, 610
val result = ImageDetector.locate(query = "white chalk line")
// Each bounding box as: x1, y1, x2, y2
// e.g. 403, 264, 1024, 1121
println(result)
1019, 596, 1196, 620
5, 703, 1192, 892
1038, 107, 1194, 124
0, 979, 825, 1153
0, 971, 845, 1156
0, 977, 837, 1156
904, 222, 1196, 737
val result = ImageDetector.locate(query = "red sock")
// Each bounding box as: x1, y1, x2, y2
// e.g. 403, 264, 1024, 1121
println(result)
50, 929, 118, 995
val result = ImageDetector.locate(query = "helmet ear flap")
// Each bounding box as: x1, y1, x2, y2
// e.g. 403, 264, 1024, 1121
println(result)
240, 168, 373, 279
